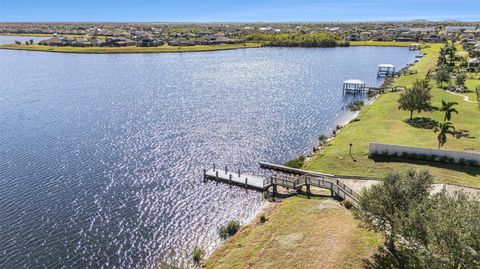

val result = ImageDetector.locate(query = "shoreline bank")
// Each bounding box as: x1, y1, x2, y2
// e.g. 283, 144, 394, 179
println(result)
0, 43, 262, 54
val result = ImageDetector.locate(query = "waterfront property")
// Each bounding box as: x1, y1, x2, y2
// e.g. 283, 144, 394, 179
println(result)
0, 45, 418, 268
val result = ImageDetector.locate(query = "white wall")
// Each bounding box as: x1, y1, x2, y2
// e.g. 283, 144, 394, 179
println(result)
369, 142, 480, 165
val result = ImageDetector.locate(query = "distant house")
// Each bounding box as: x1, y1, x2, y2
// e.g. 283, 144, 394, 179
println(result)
168, 38, 195, 46
38, 37, 65, 46
344, 33, 366, 41
103, 37, 136, 47
371, 34, 392, 41
423, 34, 442, 43
395, 32, 418, 42
445, 26, 476, 33
137, 38, 164, 47
71, 38, 91, 47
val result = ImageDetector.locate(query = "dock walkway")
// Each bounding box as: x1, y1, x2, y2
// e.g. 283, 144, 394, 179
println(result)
203, 163, 361, 205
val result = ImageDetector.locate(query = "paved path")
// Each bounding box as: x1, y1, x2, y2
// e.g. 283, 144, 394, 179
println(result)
339, 178, 480, 196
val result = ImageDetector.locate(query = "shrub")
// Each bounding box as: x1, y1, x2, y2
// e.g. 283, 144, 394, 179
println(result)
466, 159, 479, 167
341, 199, 353, 209
401, 152, 409, 158
285, 155, 305, 169
446, 157, 456, 164
439, 155, 449, 163
336, 125, 343, 130
260, 213, 268, 223
318, 134, 328, 143
347, 100, 365, 111
192, 246, 205, 264
219, 220, 240, 239
418, 154, 428, 161
458, 158, 466, 166
428, 154, 438, 162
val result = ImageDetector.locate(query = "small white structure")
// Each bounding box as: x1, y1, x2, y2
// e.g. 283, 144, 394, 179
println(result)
343, 79, 366, 93
377, 64, 396, 77
409, 43, 420, 50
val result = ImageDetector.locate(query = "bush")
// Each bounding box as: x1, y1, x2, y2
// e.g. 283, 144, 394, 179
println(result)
458, 158, 466, 166
318, 134, 328, 143
260, 213, 268, 223
192, 246, 205, 264
284, 155, 305, 169
347, 100, 365, 111
341, 199, 353, 209
466, 159, 479, 167
219, 220, 240, 239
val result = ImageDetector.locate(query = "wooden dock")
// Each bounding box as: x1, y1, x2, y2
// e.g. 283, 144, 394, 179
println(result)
202, 163, 360, 206
203, 165, 270, 191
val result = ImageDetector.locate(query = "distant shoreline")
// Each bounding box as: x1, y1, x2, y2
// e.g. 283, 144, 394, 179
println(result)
0, 43, 263, 54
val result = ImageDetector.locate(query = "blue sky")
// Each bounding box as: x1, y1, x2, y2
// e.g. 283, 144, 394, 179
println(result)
0, 0, 479, 22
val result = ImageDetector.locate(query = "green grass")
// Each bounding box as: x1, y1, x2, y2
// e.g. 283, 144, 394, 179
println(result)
305, 43, 480, 188
204, 196, 381, 269
0, 43, 262, 54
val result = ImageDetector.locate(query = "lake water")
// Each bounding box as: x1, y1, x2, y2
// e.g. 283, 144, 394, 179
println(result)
0, 46, 418, 268
0, 35, 46, 44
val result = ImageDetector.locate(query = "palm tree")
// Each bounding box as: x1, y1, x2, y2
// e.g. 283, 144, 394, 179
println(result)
434, 122, 456, 149
439, 100, 458, 121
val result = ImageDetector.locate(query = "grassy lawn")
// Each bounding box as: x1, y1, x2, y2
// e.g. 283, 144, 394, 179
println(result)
0, 43, 262, 54
305, 43, 480, 188
348, 41, 413, 47
204, 196, 381, 269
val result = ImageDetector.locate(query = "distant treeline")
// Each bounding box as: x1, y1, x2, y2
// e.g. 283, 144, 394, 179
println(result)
244, 33, 349, 47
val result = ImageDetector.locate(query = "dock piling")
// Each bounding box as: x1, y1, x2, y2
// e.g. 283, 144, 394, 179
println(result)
213, 163, 216, 171
229, 174, 232, 185
203, 169, 206, 183
245, 177, 248, 189
225, 166, 227, 175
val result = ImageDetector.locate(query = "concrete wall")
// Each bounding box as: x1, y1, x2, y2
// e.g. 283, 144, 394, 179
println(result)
369, 142, 480, 166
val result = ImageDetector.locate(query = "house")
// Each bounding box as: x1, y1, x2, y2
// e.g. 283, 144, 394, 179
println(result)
445, 26, 476, 33
137, 38, 164, 47
344, 33, 366, 41
168, 38, 195, 46
395, 32, 418, 42
423, 34, 442, 43
38, 37, 65, 46
71, 38, 91, 47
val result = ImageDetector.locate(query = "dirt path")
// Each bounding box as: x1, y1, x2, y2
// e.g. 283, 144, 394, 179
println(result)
446, 90, 477, 103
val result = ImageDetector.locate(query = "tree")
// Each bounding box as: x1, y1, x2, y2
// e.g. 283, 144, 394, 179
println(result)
434, 67, 450, 87
398, 79, 432, 119
455, 73, 467, 89
434, 122, 455, 149
439, 100, 458, 121
477, 88, 480, 110
359, 170, 480, 269
357, 169, 433, 264
411, 191, 480, 268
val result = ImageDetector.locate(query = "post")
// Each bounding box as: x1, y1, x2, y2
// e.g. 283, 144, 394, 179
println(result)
216, 171, 218, 181
238, 169, 240, 177
330, 182, 334, 197
229, 174, 232, 185
245, 177, 248, 189
203, 169, 206, 183
225, 165, 227, 175
306, 184, 311, 198
213, 163, 216, 171
273, 184, 277, 201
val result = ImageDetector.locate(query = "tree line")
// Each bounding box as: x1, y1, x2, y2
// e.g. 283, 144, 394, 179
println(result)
244, 33, 348, 47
